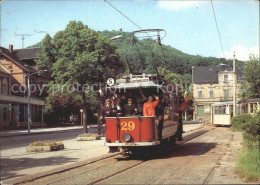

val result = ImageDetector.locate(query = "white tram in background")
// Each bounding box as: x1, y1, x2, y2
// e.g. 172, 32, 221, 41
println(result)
211, 98, 260, 126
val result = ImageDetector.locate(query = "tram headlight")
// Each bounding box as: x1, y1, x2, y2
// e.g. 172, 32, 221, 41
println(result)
123, 133, 131, 142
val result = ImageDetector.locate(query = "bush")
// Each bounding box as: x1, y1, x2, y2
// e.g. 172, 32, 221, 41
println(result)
243, 115, 260, 145
231, 114, 253, 131
29, 140, 63, 147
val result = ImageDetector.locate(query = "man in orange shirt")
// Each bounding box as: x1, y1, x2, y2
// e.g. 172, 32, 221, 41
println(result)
143, 95, 159, 116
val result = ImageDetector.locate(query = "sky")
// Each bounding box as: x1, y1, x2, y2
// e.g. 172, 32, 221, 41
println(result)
0, 0, 259, 61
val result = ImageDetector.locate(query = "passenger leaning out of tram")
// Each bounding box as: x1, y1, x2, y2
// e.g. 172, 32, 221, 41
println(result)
174, 91, 189, 141
156, 97, 167, 141
143, 95, 159, 116
124, 98, 138, 116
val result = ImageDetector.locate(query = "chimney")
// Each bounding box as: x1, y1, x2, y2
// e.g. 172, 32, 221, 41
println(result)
9, 45, 13, 53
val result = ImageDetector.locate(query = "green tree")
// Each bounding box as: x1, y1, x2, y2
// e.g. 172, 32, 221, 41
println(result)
37, 21, 125, 133
46, 93, 81, 122
36, 34, 55, 77
241, 55, 260, 99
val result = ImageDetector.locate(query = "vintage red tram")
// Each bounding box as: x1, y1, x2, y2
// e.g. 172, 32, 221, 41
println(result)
101, 29, 187, 155
102, 73, 184, 154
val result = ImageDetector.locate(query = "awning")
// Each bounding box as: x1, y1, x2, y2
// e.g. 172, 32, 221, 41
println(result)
0, 95, 45, 106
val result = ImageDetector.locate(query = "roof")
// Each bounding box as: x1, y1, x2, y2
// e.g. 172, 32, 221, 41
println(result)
242, 98, 260, 103
13, 48, 42, 60
193, 65, 243, 84
0, 67, 11, 76
0, 94, 45, 106
0, 46, 37, 72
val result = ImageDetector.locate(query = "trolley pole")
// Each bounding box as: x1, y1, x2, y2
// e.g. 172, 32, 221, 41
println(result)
233, 51, 236, 117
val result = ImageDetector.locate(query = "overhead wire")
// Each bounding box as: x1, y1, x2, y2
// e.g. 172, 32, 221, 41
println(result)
104, 0, 167, 78
104, 0, 149, 37
210, 0, 226, 59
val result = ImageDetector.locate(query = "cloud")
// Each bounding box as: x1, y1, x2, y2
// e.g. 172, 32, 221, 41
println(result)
157, 0, 202, 10
219, 45, 259, 61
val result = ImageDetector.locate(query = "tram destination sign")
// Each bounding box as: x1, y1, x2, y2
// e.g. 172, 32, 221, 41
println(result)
129, 78, 149, 83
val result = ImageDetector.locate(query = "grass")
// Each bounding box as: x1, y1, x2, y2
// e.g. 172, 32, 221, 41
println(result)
236, 142, 260, 182
231, 114, 260, 182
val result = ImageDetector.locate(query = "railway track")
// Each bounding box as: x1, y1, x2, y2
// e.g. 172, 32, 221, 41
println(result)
9, 127, 212, 185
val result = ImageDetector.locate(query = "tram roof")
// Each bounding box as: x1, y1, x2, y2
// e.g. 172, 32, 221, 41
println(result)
212, 98, 260, 107
106, 81, 162, 90
211, 101, 239, 106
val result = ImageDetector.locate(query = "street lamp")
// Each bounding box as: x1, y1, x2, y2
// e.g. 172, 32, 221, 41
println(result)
25, 69, 47, 133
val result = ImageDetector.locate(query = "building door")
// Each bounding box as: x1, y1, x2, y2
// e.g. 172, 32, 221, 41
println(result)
197, 105, 205, 117
19, 105, 25, 122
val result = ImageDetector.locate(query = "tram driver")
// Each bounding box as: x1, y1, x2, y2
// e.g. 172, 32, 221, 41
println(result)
124, 98, 138, 116
103, 99, 113, 117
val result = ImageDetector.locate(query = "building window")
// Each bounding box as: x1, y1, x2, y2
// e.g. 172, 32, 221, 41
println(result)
224, 75, 228, 83
198, 91, 203, 99
2, 78, 8, 95
8, 65, 13, 72
0, 107, 8, 122
224, 89, 229, 99
209, 90, 214, 99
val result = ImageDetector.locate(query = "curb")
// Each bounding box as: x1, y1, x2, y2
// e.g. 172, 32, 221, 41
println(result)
0, 125, 105, 138
0, 128, 83, 138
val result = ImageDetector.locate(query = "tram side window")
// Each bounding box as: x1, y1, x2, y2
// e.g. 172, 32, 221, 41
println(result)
166, 94, 175, 113
241, 104, 248, 114
214, 106, 227, 115
250, 103, 257, 113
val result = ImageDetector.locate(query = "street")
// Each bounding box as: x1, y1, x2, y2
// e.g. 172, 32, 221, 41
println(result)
2, 126, 245, 184
0, 129, 83, 150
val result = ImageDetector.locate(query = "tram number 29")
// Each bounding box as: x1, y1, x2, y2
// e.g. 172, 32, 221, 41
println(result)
121, 121, 135, 131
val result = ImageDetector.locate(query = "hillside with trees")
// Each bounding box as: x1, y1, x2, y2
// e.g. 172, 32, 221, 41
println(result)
99, 30, 244, 76
31, 29, 244, 77
32, 26, 245, 125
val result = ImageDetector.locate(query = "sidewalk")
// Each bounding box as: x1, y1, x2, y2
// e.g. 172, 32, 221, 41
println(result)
0, 125, 104, 137
1, 123, 203, 183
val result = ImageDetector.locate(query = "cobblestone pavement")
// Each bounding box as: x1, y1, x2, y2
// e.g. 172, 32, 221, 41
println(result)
0, 124, 202, 183
0, 138, 108, 182
97, 127, 244, 184
2, 126, 248, 184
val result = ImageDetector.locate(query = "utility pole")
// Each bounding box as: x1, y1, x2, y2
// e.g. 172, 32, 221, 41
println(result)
233, 51, 236, 117
15, 33, 33, 48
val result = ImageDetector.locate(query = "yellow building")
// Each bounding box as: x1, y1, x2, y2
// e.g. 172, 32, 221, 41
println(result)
192, 64, 243, 123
